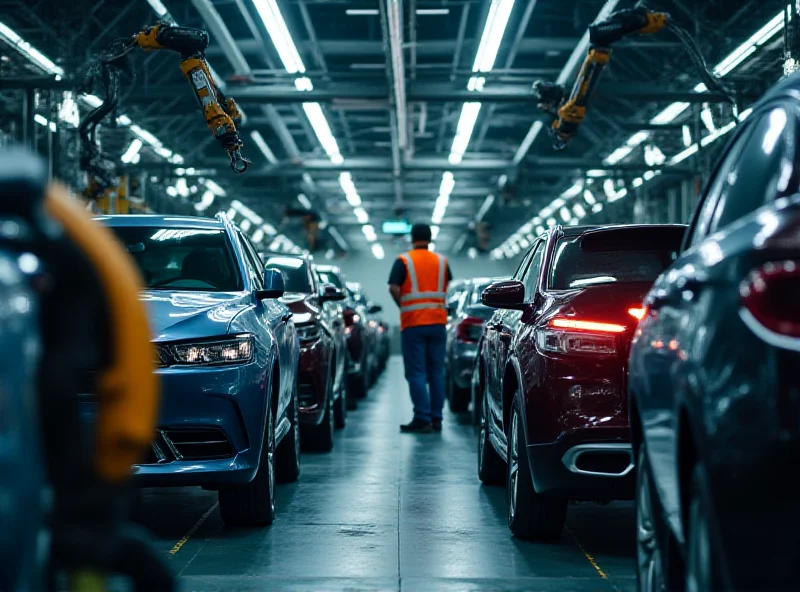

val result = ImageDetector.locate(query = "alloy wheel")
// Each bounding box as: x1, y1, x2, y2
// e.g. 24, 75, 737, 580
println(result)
508, 410, 519, 521
636, 451, 662, 592
267, 408, 275, 509
478, 392, 487, 469
292, 390, 300, 464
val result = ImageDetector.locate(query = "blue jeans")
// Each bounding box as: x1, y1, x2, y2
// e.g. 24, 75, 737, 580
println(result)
401, 324, 446, 422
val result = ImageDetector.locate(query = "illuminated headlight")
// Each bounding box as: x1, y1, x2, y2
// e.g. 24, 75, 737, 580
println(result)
167, 334, 254, 366
297, 323, 321, 343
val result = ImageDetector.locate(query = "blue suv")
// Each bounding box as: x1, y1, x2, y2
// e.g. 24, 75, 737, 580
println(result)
98, 214, 301, 527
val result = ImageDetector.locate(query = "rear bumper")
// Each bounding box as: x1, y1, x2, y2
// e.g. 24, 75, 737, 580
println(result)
450, 342, 478, 389
346, 325, 364, 374
527, 428, 634, 500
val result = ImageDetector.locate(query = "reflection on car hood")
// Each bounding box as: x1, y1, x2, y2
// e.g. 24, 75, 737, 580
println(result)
141, 290, 252, 341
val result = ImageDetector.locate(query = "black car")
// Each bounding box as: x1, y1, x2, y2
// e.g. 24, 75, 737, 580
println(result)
629, 74, 800, 591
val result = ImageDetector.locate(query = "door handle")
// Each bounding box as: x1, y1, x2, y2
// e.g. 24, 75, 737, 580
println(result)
282, 312, 293, 322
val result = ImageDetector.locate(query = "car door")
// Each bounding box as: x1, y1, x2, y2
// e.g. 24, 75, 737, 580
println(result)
497, 240, 546, 433
640, 102, 797, 540
484, 254, 526, 419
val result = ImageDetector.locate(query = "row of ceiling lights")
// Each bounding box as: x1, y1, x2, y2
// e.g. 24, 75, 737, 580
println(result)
492, 10, 784, 260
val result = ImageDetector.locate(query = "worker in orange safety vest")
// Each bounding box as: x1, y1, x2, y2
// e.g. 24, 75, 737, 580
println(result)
388, 223, 452, 433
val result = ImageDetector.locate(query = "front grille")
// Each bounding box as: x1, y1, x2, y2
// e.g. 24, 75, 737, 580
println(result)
163, 428, 234, 460
137, 428, 234, 464
575, 451, 632, 475
298, 382, 317, 407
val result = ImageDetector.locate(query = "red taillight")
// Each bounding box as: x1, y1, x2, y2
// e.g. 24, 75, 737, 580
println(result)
740, 260, 800, 337
537, 317, 627, 355
628, 307, 647, 321
549, 318, 627, 333
456, 317, 484, 342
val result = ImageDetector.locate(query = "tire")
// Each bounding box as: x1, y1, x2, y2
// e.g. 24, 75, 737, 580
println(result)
686, 464, 721, 592
333, 359, 347, 429
219, 398, 276, 527
301, 377, 335, 452
349, 355, 370, 399
635, 444, 665, 592
447, 373, 470, 413
477, 387, 506, 485
507, 395, 566, 540
346, 379, 359, 411
275, 384, 301, 483
470, 365, 482, 427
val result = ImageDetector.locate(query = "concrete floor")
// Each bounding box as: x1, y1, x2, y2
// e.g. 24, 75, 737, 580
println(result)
139, 357, 637, 591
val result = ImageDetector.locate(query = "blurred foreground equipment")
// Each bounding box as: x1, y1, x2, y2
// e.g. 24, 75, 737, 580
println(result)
0, 147, 175, 591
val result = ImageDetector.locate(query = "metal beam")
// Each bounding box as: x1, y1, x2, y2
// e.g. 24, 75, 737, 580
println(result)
111, 82, 734, 104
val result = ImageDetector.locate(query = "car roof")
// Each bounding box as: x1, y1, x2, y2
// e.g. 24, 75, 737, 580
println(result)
315, 264, 341, 273
262, 250, 312, 263
95, 214, 224, 229
558, 223, 687, 238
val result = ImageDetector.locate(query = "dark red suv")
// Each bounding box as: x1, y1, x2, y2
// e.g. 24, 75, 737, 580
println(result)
263, 252, 347, 452
475, 224, 685, 540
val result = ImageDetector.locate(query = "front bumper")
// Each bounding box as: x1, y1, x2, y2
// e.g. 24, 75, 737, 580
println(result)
450, 342, 478, 389
82, 361, 268, 487
526, 428, 634, 501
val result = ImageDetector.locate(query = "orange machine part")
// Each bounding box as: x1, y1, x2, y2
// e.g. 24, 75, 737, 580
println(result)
44, 185, 159, 482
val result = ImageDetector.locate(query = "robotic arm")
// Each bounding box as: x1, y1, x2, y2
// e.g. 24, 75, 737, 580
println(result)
132, 24, 250, 173
80, 22, 250, 194
534, 5, 732, 150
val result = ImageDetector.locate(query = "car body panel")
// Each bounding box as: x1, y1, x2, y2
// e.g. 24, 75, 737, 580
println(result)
98, 215, 299, 487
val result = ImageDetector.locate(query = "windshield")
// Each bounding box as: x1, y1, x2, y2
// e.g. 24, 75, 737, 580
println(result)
549, 232, 680, 290
264, 255, 312, 293
317, 269, 343, 289
108, 226, 242, 292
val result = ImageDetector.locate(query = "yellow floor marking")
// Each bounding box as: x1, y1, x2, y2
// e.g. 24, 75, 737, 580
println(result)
169, 501, 218, 556
565, 525, 610, 581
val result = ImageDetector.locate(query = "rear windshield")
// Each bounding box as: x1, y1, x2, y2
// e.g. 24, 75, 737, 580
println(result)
264, 255, 312, 293
317, 269, 343, 289
549, 230, 682, 290
108, 226, 242, 292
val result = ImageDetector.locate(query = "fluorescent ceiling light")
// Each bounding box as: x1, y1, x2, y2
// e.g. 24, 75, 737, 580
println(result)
632, 177, 644, 188
362, 224, 377, 242
297, 193, 312, 209
121, 139, 143, 164
354, 207, 369, 224
251, 228, 265, 243
0, 20, 64, 75
371, 243, 385, 259
250, 130, 278, 163
252, 0, 306, 73
431, 225, 440, 240
34, 114, 57, 132
586, 169, 607, 177
226, 207, 236, 218
682, 125, 692, 147
346, 9, 379, 15
472, 0, 516, 73
559, 207, 571, 222
302, 102, 343, 163
476, 194, 495, 221
195, 190, 215, 212
573, 203, 586, 218
328, 226, 349, 250
669, 144, 699, 165
176, 178, 189, 197
205, 179, 227, 197
439, 171, 455, 196
449, 102, 482, 164
700, 106, 716, 132
146, 0, 169, 16
417, 8, 449, 15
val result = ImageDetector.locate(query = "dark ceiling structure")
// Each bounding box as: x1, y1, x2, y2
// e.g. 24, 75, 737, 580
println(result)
0, 0, 789, 258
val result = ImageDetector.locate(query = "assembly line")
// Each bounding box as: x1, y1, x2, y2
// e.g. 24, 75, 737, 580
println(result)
1, 0, 799, 590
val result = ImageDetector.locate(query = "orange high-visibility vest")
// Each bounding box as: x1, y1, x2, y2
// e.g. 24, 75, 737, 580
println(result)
399, 249, 449, 330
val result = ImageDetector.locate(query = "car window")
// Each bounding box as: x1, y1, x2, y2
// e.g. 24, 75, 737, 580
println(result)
263, 255, 312, 293
107, 226, 243, 292
522, 242, 545, 300
549, 228, 682, 290
687, 124, 752, 246
707, 106, 798, 233
237, 231, 264, 290
513, 248, 534, 281
317, 269, 343, 289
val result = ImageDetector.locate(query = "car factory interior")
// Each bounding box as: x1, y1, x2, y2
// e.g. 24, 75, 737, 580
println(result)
0, 0, 798, 590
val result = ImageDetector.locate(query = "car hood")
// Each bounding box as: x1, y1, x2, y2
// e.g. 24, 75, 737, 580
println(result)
141, 290, 253, 341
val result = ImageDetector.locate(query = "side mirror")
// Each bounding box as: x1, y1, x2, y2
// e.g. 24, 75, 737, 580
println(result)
482, 280, 525, 309
257, 267, 286, 299
320, 283, 346, 302
367, 303, 382, 314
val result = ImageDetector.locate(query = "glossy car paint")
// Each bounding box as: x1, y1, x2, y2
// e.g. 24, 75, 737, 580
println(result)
100, 215, 299, 487
346, 281, 381, 382
446, 279, 497, 391
630, 77, 800, 589
478, 225, 684, 500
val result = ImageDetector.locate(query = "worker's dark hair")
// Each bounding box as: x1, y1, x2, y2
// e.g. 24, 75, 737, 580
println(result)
410, 223, 432, 243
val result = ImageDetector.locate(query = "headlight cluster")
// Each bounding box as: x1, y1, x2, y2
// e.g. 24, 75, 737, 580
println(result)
297, 323, 321, 343
158, 334, 255, 366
